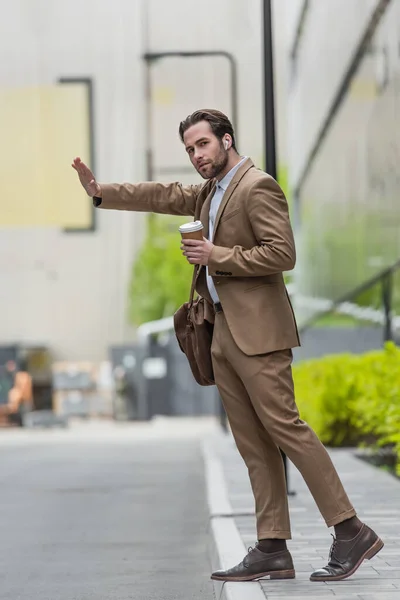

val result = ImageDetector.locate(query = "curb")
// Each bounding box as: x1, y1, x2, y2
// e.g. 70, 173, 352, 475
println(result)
201, 437, 266, 600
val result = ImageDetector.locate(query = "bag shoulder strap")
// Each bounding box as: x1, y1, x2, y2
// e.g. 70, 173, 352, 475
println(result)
189, 265, 201, 306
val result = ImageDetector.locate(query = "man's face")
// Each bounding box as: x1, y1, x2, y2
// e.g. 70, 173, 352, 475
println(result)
183, 121, 228, 180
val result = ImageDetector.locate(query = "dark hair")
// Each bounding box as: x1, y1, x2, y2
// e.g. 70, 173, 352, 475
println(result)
179, 109, 237, 151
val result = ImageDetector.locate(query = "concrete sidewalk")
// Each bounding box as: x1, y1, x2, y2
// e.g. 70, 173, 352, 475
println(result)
203, 431, 400, 600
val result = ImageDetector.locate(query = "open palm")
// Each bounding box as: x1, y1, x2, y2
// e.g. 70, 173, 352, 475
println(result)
71, 157, 101, 197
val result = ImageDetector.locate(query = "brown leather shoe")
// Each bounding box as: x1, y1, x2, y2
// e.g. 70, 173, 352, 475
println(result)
211, 545, 295, 582
310, 524, 384, 582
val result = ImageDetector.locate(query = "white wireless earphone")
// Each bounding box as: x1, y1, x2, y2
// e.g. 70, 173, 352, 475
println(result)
224, 139, 229, 150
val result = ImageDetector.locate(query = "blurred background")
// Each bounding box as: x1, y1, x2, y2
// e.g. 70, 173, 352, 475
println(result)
0, 0, 399, 471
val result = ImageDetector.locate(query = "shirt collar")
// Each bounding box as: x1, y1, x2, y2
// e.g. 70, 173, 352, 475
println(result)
217, 156, 248, 192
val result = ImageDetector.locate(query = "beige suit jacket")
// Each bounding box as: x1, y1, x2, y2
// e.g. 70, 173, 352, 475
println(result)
98, 158, 300, 355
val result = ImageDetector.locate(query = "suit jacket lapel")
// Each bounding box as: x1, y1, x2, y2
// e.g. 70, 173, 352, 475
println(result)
212, 158, 254, 242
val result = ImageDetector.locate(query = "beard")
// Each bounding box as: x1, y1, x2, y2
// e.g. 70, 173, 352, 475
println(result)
197, 147, 229, 180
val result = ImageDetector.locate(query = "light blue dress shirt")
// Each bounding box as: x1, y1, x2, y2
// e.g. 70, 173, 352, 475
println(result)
207, 156, 248, 303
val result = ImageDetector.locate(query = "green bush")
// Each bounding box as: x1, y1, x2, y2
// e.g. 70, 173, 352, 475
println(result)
293, 342, 400, 475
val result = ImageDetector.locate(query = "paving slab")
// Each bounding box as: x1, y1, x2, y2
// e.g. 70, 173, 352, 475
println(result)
204, 432, 400, 600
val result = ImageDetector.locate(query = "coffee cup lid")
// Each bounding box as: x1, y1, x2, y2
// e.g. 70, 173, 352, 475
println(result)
179, 220, 204, 233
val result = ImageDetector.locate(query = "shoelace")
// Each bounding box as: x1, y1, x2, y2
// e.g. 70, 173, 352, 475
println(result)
329, 534, 339, 562
244, 545, 258, 566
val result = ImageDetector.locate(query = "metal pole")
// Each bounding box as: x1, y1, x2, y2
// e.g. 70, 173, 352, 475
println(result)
382, 272, 393, 343
263, 0, 295, 496
142, 0, 155, 236
227, 55, 239, 144
263, 0, 277, 179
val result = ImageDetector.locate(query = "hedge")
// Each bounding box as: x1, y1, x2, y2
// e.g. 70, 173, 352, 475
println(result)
293, 342, 400, 475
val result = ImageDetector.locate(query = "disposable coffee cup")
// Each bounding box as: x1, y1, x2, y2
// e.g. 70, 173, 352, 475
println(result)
179, 220, 204, 241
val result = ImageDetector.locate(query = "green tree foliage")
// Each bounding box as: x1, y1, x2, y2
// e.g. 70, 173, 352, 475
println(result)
128, 215, 193, 325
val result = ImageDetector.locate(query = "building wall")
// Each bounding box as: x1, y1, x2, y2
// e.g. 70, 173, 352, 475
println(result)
145, 0, 264, 183
284, 0, 400, 326
0, 0, 147, 361
287, 0, 381, 189
0, 0, 265, 360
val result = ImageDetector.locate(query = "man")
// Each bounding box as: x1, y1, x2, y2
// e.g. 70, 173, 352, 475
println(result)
0, 361, 32, 426
72, 109, 383, 583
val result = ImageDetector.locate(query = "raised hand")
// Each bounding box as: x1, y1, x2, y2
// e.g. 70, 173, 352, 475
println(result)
71, 157, 102, 197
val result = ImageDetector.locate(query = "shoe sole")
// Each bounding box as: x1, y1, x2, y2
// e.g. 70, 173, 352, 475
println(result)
211, 569, 296, 582
310, 537, 384, 582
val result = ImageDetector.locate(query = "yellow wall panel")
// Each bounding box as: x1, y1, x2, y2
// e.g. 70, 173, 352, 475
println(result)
0, 84, 91, 228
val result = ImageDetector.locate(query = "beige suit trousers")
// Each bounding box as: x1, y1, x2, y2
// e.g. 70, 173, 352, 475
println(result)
211, 312, 356, 540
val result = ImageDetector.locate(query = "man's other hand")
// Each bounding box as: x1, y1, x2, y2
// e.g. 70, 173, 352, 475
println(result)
181, 238, 214, 265
72, 157, 102, 197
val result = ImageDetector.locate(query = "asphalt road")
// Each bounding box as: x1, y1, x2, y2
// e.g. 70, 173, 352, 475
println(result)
0, 418, 217, 600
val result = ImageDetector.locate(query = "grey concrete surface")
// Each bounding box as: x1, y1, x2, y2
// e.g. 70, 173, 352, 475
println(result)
0, 418, 218, 600
206, 432, 400, 600
202, 440, 266, 600
292, 327, 386, 363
